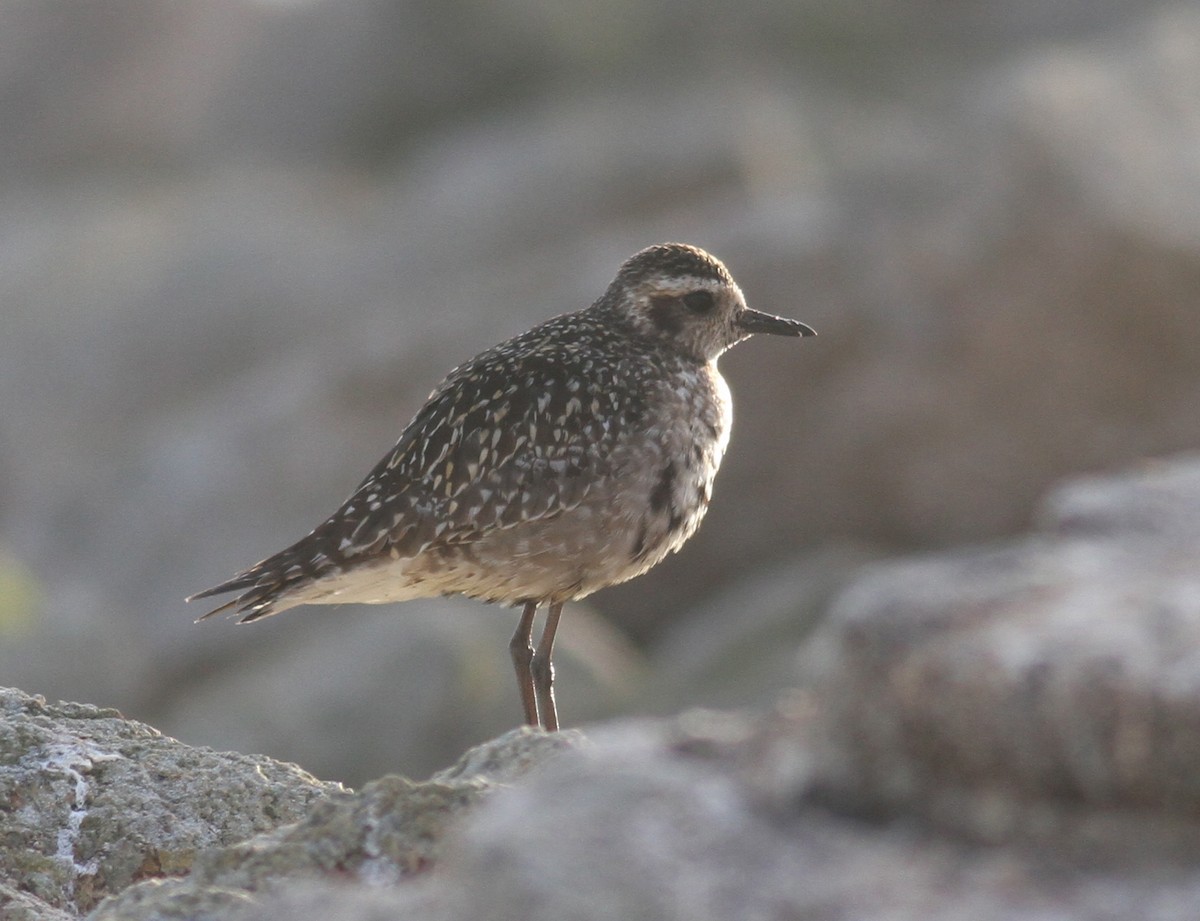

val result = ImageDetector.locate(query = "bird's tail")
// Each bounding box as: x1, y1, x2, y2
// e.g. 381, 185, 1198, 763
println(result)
187, 532, 341, 623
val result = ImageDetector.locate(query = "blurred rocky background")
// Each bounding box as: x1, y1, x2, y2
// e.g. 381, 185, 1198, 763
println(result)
1, 0, 1199, 785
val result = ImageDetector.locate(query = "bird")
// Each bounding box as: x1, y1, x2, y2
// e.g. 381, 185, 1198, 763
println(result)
189, 242, 815, 731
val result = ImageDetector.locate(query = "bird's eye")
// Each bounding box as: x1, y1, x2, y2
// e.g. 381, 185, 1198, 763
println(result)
681, 290, 715, 314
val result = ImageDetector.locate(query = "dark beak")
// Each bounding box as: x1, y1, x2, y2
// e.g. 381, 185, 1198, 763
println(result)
736, 308, 816, 338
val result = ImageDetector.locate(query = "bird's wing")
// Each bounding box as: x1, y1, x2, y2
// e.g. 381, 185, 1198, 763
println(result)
339, 334, 639, 554
189, 329, 644, 621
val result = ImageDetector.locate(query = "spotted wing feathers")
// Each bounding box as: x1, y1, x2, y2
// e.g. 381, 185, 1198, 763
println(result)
188, 316, 646, 622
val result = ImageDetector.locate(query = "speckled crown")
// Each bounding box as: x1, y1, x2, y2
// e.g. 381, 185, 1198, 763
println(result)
614, 243, 732, 289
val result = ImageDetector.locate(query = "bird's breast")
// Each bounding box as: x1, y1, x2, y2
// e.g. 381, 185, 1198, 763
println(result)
386, 362, 733, 606
592, 362, 731, 584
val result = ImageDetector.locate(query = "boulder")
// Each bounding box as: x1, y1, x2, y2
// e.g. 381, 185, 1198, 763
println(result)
88, 727, 582, 920
0, 688, 338, 916
808, 454, 1200, 859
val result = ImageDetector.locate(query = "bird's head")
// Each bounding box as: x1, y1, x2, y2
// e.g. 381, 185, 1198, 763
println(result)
603, 242, 815, 362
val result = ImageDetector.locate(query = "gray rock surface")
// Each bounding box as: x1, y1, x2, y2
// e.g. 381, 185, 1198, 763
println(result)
0, 882, 75, 921
87, 727, 582, 921
807, 453, 1200, 862
405, 717, 1200, 921
0, 688, 339, 917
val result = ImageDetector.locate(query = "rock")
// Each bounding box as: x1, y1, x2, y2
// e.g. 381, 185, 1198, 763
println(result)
84, 881, 258, 921
1038, 455, 1200, 540
0, 687, 339, 917
214, 882, 426, 921
425, 715, 813, 921
0, 881, 75, 921
88, 727, 581, 920
806, 453, 1200, 859
429, 723, 590, 785
288, 710, 1200, 921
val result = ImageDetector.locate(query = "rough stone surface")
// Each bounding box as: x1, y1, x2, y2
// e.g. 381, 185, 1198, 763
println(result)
415, 718, 1200, 921
226, 882, 426, 921
0, 881, 75, 921
88, 727, 581, 921
224, 705, 1200, 921
0, 687, 339, 917
807, 453, 1200, 859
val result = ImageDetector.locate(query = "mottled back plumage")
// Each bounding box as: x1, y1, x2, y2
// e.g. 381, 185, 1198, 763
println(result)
190, 242, 815, 729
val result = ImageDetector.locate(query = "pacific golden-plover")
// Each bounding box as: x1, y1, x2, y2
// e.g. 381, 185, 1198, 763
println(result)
189, 243, 815, 730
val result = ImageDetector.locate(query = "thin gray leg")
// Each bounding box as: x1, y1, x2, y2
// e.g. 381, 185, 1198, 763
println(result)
509, 602, 539, 726
531, 601, 563, 732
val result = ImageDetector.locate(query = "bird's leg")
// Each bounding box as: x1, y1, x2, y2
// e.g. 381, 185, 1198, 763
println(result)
531, 601, 563, 732
509, 602, 539, 726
